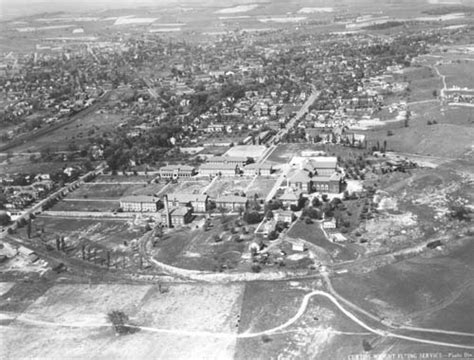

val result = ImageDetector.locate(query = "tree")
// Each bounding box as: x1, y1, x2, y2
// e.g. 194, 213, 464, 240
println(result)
107, 310, 139, 336
0, 212, 11, 226
26, 219, 32, 239
244, 211, 262, 224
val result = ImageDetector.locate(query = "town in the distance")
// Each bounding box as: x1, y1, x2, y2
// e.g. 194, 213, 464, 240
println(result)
0, 0, 473, 359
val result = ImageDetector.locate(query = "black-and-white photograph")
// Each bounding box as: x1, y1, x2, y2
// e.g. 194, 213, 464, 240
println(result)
0, 0, 473, 359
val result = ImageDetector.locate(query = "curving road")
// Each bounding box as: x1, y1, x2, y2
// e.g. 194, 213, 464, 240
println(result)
4, 287, 474, 350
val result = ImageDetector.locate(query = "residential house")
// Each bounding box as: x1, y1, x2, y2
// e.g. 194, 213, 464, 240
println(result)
323, 218, 337, 229
273, 209, 295, 224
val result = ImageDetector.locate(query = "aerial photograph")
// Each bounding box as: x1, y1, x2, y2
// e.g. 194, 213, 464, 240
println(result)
0, 0, 473, 358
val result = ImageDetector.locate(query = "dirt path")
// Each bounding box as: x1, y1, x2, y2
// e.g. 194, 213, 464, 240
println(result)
6, 288, 474, 349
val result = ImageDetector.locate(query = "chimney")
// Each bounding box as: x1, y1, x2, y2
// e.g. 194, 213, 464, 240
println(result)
163, 195, 171, 228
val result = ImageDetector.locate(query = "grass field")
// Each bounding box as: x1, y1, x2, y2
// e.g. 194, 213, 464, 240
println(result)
9, 111, 124, 153
3, 283, 244, 359
332, 238, 474, 332
439, 61, 474, 89
245, 177, 277, 199
152, 216, 253, 271
50, 199, 120, 212
0, 155, 83, 175
24, 216, 143, 250
165, 179, 211, 195
205, 178, 253, 198
67, 183, 166, 199
286, 221, 359, 262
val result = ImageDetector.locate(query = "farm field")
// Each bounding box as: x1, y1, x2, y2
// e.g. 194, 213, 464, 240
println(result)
245, 176, 278, 199
2, 283, 244, 359
205, 178, 253, 198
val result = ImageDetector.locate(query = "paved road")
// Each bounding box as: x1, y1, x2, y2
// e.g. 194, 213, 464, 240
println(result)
269, 89, 320, 144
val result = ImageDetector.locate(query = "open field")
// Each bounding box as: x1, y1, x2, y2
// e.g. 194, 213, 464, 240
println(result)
439, 61, 474, 89
245, 177, 278, 199
402, 66, 443, 103
152, 216, 254, 271
165, 179, 211, 195
286, 221, 359, 263
67, 182, 166, 199
223, 145, 267, 160
206, 178, 253, 198
235, 280, 366, 359
22, 216, 144, 250
332, 237, 474, 333
0, 155, 84, 175
4, 106, 123, 153
92, 174, 154, 183
2, 283, 244, 359
50, 199, 120, 212
367, 122, 474, 158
